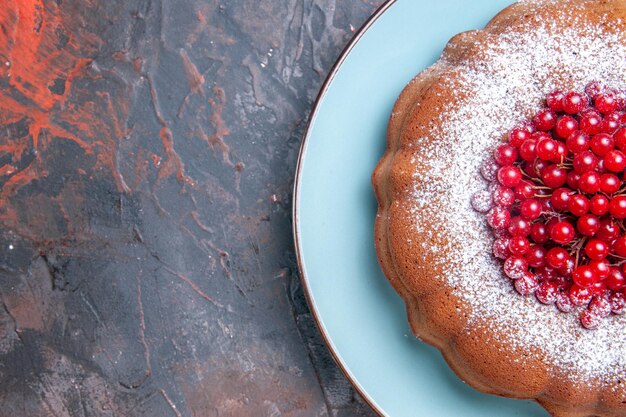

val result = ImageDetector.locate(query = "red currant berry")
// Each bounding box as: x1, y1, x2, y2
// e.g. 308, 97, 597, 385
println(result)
508, 236, 530, 255
558, 256, 576, 276
541, 164, 567, 188
530, 223, 549, 244
481, 158, 499, 181
596, 219, 620, 242
570, 284, 593, 306
567, 194, 590, 216
563, 91, 588, 114
526, 245, 546, 268
609, 195, 626, 218
494, 144, 519, 166
519, 139, 537, 161
509, 128, 531, 147
577, 171, 601, 193
589, 296, 612, 317
580, 110, 603, 135
566, 131, 590, 153
546, 247, 569, 269
497, 166, 522, 187
550, 220, 575, 244
536, 138, 558, 161
590, 133, 615, 156
573, 151, 598, 173
535, 266, 557, 281
601, 111, 621, 134
535, 281, 559, 304
577, 214, 600, 236
573, 266, 598, 288
504, 256, 529, 279
590, 194, 610, 215
520, 199, 542, 220
585, 82, 602, 99
492, 186, 515, 207
487, 206, 511, 229
566, 171, 580, 189
550, 187, 572, 211
514, 272, 539, 295
557, 292, 575, 312
515, 180, 535, 200
507, 216, 531, 237
610, 292, 626, 314
585, 239, 609, 260
591, 279, 608, 296
615, 127, 626, 151
599, 173, 620, 194
533, 108, 557, 131
555, 115, 578, 138
580, 309, 602, 329
613, 235, 626, 257
589, 259, 610, 280
546, 90, 565, 111
607, 267, 626, 291
552, 142, 567, 163
604, 150, 626, 172
595, 92, 618, 114
493, 237, 511, 259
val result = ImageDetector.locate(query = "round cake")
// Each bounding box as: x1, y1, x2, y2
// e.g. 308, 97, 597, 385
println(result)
372, 1, 626, 416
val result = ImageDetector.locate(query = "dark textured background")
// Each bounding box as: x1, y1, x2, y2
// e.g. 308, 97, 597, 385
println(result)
0, 0, 382, 416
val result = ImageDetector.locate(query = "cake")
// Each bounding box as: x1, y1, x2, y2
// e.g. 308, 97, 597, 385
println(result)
372, 1, 626, 416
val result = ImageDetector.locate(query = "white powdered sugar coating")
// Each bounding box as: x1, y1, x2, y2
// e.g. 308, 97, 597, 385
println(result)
408, 6, 626, 384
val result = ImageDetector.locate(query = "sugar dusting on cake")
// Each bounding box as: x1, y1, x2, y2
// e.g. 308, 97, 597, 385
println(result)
407, 5, 626, 385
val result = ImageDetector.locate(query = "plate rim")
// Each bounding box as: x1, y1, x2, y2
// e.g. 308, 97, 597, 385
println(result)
292, 1, 396, 415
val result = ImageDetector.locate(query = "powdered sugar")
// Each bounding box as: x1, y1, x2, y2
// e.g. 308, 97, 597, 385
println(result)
406, 4, 626, 383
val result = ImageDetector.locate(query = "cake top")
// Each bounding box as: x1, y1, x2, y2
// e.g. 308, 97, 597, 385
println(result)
408, 1, 626, 384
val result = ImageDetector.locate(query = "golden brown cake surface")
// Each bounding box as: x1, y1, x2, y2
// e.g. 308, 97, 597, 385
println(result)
373, 1, 626, 416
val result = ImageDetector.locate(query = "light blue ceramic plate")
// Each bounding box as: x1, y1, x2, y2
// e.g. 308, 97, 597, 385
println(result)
293, 1, 550, 416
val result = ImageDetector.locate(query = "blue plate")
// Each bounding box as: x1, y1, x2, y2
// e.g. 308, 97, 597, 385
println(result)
293, 1, 550, 416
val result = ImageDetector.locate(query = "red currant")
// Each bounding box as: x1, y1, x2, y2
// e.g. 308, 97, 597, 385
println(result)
520, 199, 542, 220
573, 151, 598, 173
504, 256, 529, 279
580, 110, 603, 135
550, 220, 575, 244
541, 165, 567, 188
533, 108, 557, 131
555, 116, 578, 138
604, 150, 626, 172
494, 144, 519, 166
577, 214, 600, 236
550, 187, 572, 211
546, 90, 565, 111
590, 194, 610, 215
599, 173, 620, 194
508, 236, 530, 255
497, 166, 522, 187
573, 266, 597, 288
563, 91, 588, 114
613, 235, 626, 257
567, 194, 590, 216
577, 171, 601, 194
530, 223, 549, 244
546, 247, 568, 269
609, 195, 626, 218
566, 131, 590, 153
595, 92, 618, 114
526, 245, 546, 268
590, 133, 615, 156
585, 239, 609, 260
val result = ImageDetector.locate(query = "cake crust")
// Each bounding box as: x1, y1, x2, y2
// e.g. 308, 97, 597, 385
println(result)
373, 1, 626, 416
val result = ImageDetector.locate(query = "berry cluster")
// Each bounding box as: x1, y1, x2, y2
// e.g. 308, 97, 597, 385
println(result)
474, 82, 626, 329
